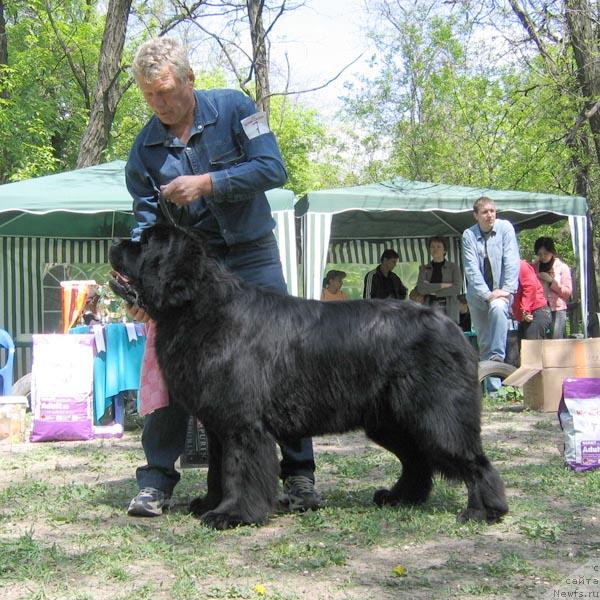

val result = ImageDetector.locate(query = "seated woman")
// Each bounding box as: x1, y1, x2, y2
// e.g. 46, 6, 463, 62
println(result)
416, 236, 462, 324
512, 259, 551, 340
321, 270, 348, 301
533, 237, 573, 338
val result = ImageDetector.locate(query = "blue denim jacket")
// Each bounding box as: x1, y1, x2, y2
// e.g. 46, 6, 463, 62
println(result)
126, 88, 287, 243
462, 218, 520, 302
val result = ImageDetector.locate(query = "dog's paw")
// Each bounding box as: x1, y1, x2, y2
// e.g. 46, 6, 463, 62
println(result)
189, 494, 219, 516
200, 510, 247, 530
457, 507, 488, 523
373, 488, 398, 507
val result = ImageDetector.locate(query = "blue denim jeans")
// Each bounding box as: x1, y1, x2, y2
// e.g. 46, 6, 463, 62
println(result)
136, 233, 315, 494
468, 295, 510, 392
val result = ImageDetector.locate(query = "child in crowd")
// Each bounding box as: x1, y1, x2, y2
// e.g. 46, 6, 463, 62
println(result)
321, 270, 348, 301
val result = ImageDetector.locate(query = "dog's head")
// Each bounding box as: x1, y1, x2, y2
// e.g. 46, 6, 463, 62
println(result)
109, 224, 203, 318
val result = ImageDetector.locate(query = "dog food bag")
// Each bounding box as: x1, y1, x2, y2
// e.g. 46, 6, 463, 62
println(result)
30, 334, 95, 442
558, 378, 600, 472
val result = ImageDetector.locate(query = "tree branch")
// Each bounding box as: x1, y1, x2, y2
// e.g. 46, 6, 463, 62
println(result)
266, 52, 364, 99
565, 98, 600, 146
42, 0, 90, 107
508, 0, 559, 77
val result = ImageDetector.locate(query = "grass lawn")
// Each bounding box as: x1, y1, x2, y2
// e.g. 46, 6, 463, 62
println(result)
1, 394, 599, 599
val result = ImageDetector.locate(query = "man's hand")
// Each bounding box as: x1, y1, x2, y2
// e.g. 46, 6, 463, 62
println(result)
161, 174, 213, 206
126, 302, 150, 323
522, 312, 534, 322
488, 289, 510, 303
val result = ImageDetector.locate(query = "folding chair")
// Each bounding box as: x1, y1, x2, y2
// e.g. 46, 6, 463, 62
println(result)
0, 328, 15, 395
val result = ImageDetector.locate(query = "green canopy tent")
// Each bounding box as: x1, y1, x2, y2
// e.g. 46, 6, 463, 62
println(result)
0, 160, 298, 378
296, 177, 592, 335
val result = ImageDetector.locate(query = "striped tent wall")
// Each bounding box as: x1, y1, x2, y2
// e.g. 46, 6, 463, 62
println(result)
0, 236, 112, 381
328, 236, 462, 266
272, 209, 299, 297
569, 215, 589, 336
303, 212, 333, 300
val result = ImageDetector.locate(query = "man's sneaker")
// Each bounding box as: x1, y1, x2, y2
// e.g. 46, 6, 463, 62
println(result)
281, 476, 324, 511
127, 487, 173, 517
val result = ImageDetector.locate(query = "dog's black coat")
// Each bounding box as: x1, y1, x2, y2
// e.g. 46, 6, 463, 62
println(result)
109, 224, 508, 530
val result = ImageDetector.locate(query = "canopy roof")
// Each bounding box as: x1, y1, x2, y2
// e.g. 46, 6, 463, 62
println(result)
0, 160, 295, 238
296, 177, 588, 239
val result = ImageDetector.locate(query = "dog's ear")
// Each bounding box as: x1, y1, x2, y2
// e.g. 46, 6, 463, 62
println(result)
139, 227, 201, 313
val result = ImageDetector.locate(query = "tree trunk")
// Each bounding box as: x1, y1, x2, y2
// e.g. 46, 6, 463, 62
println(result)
0, 1, 8, 102
564, 0, 600, 334
76, 0, 132, 168
565, 0, 600, 166
247, 0, 270, 116
0, 2, 7, 69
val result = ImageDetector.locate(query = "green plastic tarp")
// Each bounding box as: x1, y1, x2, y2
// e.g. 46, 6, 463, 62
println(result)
0, 160, 297, 238
295, 177, 588, 240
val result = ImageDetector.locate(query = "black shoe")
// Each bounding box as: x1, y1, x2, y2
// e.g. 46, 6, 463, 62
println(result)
281, 476, 324, 511
127, 487, 173, 517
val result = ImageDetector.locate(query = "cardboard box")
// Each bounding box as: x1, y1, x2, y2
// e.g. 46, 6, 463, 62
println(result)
503, 338, 600, 412
0, 396, 28, 443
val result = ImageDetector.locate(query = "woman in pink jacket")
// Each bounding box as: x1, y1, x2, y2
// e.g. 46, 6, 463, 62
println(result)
533, 237, 573, 338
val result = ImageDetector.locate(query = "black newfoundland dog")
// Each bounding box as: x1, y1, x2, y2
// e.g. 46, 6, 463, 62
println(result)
109, 224, 508, 530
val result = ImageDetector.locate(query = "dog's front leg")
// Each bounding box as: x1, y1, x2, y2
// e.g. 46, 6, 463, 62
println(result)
189, 427, 223, 516
200, 428, 279, 530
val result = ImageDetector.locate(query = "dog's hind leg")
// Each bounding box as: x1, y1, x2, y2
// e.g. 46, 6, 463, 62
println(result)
366, 426, 434, 508
189, 428, 223, 517
200, 428, 279, 530
413, 414, 509, 524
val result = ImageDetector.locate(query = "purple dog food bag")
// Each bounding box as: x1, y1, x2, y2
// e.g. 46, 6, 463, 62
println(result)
30, 334, 95, 442
558, 378, 600, 472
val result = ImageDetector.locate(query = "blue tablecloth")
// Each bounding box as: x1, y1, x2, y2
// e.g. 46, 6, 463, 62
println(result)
70, 323, 146, 423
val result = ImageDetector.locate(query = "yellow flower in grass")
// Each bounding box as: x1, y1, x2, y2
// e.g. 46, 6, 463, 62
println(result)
254, 583, 267, 596
393, 564, 407, 577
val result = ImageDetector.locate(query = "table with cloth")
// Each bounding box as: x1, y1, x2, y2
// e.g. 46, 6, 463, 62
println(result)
70, 322, 146, 424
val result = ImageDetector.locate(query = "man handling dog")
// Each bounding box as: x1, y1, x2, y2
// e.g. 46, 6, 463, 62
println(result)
124, 36, 322, 517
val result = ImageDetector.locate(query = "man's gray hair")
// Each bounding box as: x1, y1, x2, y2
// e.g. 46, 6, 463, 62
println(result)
473, 196, 495, 213
132, 37, 191, 85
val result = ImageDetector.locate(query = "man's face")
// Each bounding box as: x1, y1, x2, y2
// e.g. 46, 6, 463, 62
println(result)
138, 66, 195, 129
382, 257, 398, 272
474, 202, 496, 233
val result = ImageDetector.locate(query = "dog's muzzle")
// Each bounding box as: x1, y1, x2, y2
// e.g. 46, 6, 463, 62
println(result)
109, 271, 144, 308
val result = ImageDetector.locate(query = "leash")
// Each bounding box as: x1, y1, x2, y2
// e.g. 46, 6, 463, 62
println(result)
153, 184, 185, 229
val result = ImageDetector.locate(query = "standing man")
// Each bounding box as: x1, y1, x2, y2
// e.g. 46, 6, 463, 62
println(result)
462, 197, 520, 391
125, 37, 322, 517
363, 249, 408, 300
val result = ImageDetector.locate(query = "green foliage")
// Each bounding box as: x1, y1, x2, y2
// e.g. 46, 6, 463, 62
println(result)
269, 96, 338, 195
2, 2, 334, 197
1, 0, 106, 180
343, 3, 582, 201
